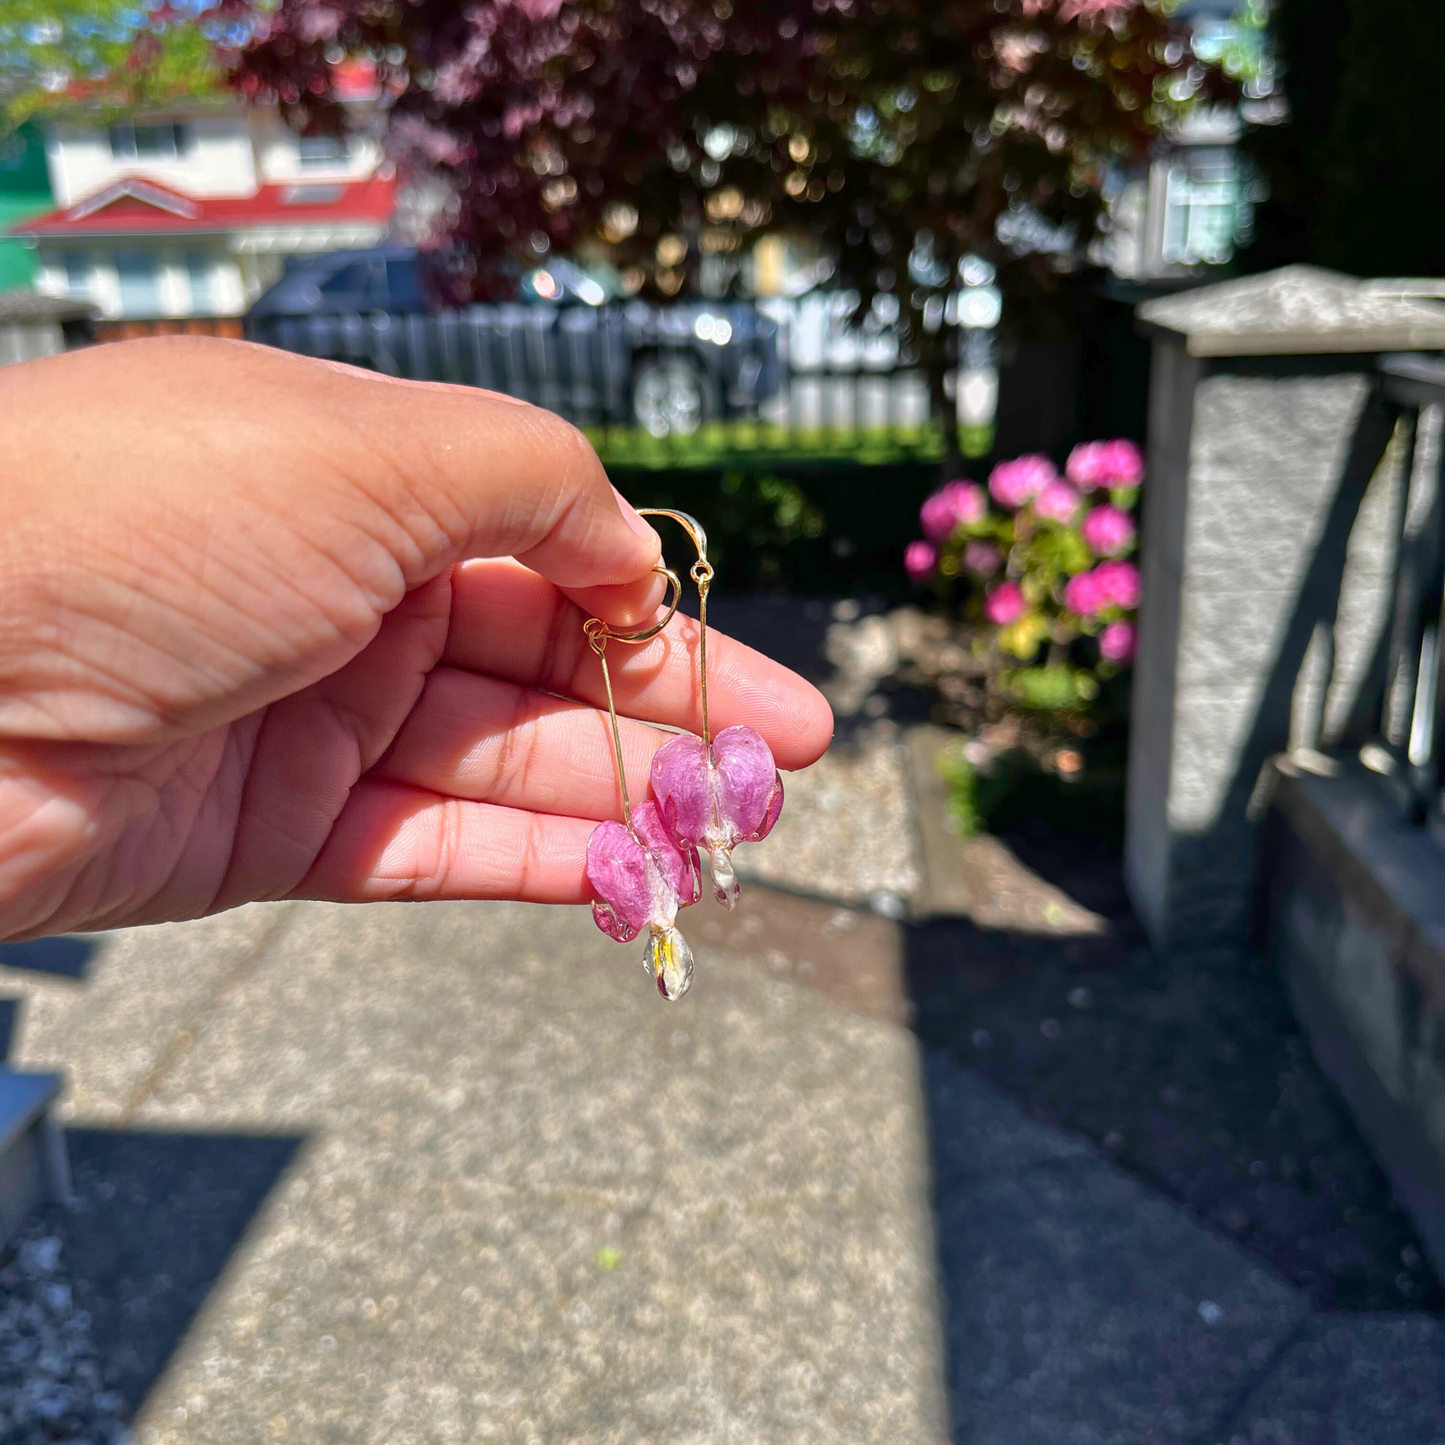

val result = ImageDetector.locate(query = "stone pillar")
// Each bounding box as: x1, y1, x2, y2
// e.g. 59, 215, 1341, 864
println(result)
1125, 266, 1445, 950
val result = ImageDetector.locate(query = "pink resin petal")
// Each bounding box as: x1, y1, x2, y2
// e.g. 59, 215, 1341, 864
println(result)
650, 733, 711, 843
586, 819, 651, 942
585, 802, 699, 944
652, 727, 785, 852
710, 726, 784, 842
631, 799, 701, 909
748, 771, 784, 842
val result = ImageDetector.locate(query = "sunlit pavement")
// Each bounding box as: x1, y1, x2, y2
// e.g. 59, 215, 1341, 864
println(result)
3, 891, 1443, 1443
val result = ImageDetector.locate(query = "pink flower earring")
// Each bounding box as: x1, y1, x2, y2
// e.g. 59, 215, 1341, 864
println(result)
638, 510, 783, 910
582, 564, 702, 1001
584, 510, 784, 1001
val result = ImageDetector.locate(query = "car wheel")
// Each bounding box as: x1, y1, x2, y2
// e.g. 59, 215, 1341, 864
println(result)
631, 356, 713, 437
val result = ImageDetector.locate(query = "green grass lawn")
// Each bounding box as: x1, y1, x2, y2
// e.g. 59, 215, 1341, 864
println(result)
587, 420, 994, 469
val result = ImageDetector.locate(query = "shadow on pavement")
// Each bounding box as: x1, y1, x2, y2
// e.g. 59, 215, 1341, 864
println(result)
904, 862, 1442, 1318
57, 1127, 305, 1414
903, 830, 1445, 1439
0, 936, 98, 981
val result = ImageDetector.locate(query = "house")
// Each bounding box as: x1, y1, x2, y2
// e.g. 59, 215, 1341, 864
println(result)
1101, 0, 1274, 280
8, 99, 395, 331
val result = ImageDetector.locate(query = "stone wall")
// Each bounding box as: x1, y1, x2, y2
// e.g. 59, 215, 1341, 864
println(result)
1259, 762, 1445, 1273
1125, 267, 1445, 949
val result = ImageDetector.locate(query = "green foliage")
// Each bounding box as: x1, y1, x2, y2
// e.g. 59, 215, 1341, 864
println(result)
586, 420, 944, 470
0, 1, 225, 133
615, 461, 938, 596
936, 740, 981, 839
1005, 663, 1098, 712
619, 468, 830, 588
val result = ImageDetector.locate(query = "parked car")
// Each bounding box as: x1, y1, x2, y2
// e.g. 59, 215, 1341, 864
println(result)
246, 247, 781, 436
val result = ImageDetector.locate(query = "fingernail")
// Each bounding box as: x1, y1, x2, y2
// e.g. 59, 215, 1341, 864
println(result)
613, 487, 660, 549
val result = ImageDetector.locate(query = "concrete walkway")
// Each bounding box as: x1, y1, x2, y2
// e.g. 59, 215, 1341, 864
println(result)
2, 889, 1443, 1443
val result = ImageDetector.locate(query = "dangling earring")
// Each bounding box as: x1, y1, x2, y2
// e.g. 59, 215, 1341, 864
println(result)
583, 564, 702, 1001
638, 509, 784, 910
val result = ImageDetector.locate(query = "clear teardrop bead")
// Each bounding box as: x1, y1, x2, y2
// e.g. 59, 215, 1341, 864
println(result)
708, 845, 739, 910
644, 925, 694, 1001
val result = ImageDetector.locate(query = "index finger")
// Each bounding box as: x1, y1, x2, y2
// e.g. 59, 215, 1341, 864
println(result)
442, 558, 834, 772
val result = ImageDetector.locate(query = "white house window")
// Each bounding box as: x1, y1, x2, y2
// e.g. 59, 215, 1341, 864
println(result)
298, 135, 348, 169
62, 252, 91, 298
109, 123, 191, 161
281, 183, 344, 205
114, 250, 161, 315
1161, 157, 1240, 268
185, 252, 214, 314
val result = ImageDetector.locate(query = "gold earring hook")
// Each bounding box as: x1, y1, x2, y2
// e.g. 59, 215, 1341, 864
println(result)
584, 564, 682, 647
636, 509, 714, 746
583, 564, 682, 828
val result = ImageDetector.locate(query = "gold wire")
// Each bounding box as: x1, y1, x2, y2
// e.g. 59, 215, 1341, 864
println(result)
637, 509, 713, 747
587, 630, 632, 826
584, 562, 682, 829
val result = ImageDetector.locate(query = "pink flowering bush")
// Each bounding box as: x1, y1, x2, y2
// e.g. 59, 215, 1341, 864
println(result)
905, 439, 1144, 708
988, 454, 1056, 508
920, 480, 987, 542
1080, 504, 1136, 557
1066, 439, 1144, 491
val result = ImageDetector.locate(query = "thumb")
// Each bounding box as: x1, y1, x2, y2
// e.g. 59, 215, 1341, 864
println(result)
318, 358, 662, 590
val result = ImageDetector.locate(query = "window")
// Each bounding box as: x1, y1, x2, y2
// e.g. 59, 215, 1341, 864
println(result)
62, 252, 91, 298
113, 250, 161, 316
1161, 156, 1240, 268
185, 252, 213, 314
297, 135, 348, 169
281, 183, 344, 205
109, 123, 191, 161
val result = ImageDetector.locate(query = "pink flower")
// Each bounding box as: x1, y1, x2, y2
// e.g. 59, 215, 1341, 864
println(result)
988, 454, 1057, 508
1063, 569, 1106, 616
587, 800, 701, 999
920, 479, 986, 542
984, 581, 1027, 626
962, 540, 1003, 578
1095, 559, 1141, 609
651, 726, 784, 909
905, 539, 937, 582
1066, 439, 1145, 490
1080, 504, 1136, 557
1099, 620, 1137, 664
1033, 480, 1083, 524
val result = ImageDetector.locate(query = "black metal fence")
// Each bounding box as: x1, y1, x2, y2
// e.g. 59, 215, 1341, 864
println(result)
246, 295, 960, 469
1360, 353, 1445, 821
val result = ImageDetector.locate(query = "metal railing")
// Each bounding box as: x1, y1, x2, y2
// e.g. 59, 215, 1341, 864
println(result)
246, 295, 960, 469
1360, 353, 1445, 821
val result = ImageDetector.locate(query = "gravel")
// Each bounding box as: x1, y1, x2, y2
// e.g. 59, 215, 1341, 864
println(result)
733, 722, 923, 910
0, 1220, 127, 1445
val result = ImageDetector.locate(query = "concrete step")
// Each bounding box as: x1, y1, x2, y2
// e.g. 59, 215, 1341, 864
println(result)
0, 1068, 70, 1245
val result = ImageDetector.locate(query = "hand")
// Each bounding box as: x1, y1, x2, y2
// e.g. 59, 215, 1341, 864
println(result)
0, 338, 832, 940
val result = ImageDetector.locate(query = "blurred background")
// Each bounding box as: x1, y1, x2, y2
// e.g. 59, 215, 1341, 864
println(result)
2, 1, 1445, 1441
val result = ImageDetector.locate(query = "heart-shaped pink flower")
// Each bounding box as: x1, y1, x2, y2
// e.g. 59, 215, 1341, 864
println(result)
650, 725, 784, 909
587, 799, 701, 998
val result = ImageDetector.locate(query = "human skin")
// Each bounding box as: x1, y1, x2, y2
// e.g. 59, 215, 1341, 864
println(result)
0, 337, 833, 940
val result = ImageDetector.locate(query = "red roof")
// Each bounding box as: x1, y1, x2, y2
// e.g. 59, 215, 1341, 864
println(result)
10, 172, 395, 237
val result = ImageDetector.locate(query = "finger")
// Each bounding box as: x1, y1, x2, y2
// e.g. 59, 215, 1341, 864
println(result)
442, 559, 834, 771
0, 340, 667, 744
74, 337, 664, 594
295, 779, 595, 904
300, 344, 666, 589
559, 570, 668, 632
371, 666, 675, 821
562, 487, 672, 629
